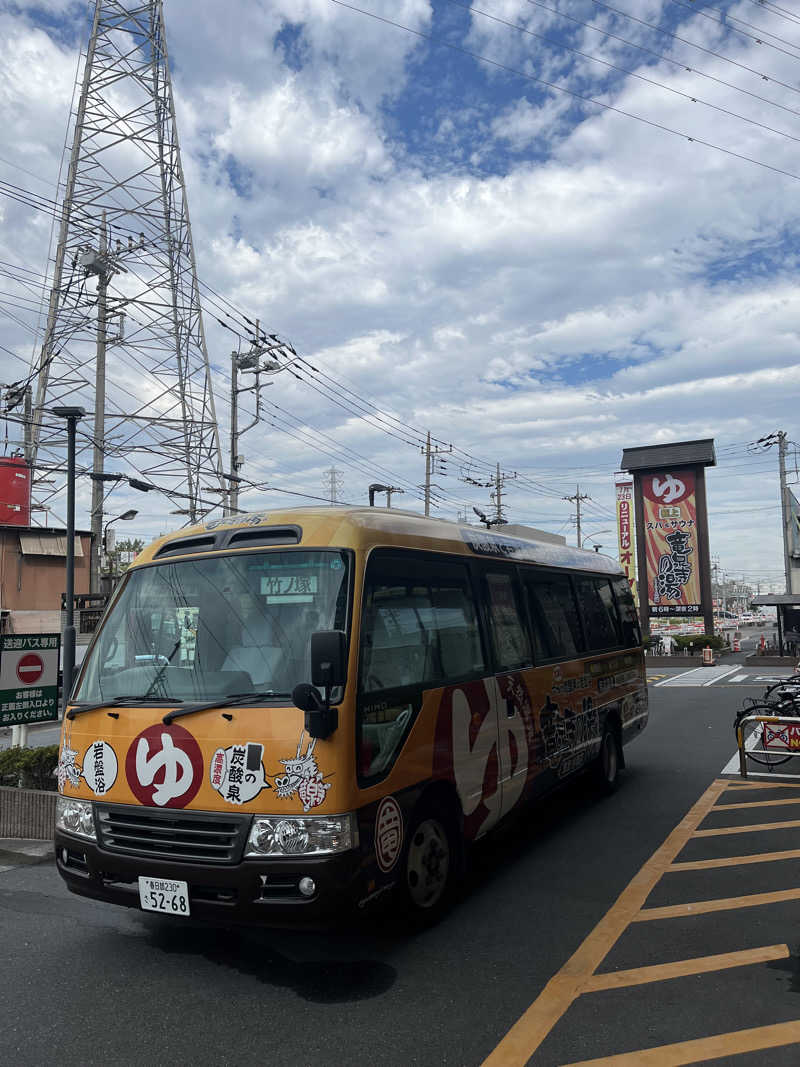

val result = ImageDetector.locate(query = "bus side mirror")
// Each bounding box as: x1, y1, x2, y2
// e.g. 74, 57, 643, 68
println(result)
311, 630, 347, 689
291, 631, 347, 739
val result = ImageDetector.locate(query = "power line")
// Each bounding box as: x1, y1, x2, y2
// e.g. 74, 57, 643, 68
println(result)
326, 0, 800, 184
449, 0, 800, 147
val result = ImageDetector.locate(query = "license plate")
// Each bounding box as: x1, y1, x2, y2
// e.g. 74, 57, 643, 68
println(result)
138, 876, 190, 916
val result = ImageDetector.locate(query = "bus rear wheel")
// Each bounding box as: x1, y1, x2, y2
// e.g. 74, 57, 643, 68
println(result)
401, 803, 460, 923
595, 726, 621, 794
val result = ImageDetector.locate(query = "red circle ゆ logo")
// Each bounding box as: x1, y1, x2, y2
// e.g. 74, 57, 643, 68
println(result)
125, 723, 203, 808
16, 653, 43, 685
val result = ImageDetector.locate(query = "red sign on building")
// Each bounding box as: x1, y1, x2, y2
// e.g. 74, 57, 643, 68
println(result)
0, 457, 31, 526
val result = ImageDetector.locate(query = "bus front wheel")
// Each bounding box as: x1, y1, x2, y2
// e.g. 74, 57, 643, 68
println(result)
400, 802, 460, 923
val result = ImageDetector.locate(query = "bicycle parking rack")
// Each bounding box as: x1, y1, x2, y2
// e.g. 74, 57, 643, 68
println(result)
736, 712, 800, 778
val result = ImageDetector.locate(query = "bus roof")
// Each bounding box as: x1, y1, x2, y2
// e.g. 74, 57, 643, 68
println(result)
133, 506, 623, 576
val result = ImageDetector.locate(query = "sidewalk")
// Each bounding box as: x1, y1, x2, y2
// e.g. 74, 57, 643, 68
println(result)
0, 838, 53, 873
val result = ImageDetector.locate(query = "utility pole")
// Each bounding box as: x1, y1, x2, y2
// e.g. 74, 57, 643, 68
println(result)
460, 462, 516, 523
87, 214, 108, 593
778, 430, 792, 594
489, 462, 515, 525
227, 321, 281, 515
564, 484, 592, 548
752, 431, 793, 594
421, 431, 452, 516
323, 467, 344, 505
229, 350, 241, 514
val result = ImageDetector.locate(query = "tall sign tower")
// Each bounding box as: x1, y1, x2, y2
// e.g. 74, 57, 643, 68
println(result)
29, 0, 224, 588
620, 439, 716, 638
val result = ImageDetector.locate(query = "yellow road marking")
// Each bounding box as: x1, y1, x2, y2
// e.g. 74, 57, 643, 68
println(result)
694, 817, 800, 836
561, 1018, 800, 1066
724, 780, 800, 791
669, 848, 800, 871
582, 944, 788, 992
634, 887, 800, 921
480, 778, 727, 1067
715, 797, 800, 811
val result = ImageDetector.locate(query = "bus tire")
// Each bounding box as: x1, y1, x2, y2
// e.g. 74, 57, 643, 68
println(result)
400, 800, 461, 925
594, 725, 621, 794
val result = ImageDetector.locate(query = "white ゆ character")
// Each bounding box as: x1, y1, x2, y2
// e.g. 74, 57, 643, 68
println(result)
136, 733, 194, 806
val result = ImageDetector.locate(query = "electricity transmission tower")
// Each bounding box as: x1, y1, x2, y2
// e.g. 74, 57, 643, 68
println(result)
29, 0, 225, 589
323, 466, 344, 505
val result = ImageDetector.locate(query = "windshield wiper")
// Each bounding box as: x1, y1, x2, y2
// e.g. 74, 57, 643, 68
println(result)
66, 695, 184, 720
162, 691, 290, 725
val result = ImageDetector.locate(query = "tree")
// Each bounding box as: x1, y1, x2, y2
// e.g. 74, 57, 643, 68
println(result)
105, 537, 145, 577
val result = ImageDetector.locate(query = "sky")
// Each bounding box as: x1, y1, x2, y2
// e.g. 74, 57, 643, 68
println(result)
0, 0, 799, 592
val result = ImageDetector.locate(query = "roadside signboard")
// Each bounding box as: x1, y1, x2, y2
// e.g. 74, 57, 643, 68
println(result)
642, 470, 702, 617
0, 633, 60, 727
615, 481, 638, 603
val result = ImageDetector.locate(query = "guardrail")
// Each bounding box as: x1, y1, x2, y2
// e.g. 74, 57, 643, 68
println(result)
735, 712, 800, 779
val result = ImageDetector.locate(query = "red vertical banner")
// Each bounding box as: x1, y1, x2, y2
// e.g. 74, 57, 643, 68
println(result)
615, 481, 637, 603
642, 470, 701, 616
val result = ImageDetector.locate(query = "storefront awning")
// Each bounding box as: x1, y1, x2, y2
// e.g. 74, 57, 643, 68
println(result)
18, 532, 84, 557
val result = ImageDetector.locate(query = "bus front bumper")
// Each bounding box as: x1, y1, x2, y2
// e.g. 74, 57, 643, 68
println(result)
54, 829, 364, 925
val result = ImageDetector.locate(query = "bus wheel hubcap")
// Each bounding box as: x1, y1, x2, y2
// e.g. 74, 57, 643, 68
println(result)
407, 818, 449, 909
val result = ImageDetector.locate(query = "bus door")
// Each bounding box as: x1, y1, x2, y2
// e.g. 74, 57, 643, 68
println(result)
481, 567, 534, 821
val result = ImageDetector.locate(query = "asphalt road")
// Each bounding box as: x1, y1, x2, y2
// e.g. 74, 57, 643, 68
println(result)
2, 666, 799, 1065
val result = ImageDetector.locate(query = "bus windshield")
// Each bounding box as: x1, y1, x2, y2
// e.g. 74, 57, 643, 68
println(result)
74, 549, 350, 704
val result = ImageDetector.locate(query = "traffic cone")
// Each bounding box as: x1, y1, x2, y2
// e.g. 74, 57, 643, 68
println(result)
733, 634, 741, 653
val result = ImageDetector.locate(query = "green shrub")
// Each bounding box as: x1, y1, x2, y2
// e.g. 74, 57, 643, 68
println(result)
0, 744, 59, 791
672, 634, 726, 654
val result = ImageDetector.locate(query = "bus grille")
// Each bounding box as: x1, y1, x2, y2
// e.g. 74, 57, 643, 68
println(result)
95, 804, 250, 865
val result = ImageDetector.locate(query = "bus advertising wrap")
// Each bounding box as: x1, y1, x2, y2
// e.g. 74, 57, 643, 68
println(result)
642, 470, 701, 616
615, 481, 637, 603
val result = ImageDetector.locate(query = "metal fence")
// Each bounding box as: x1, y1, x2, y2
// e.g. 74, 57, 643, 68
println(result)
0, 785, 56, 839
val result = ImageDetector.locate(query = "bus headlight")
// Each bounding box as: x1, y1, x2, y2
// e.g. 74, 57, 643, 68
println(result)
246, 813, 358, 857
55, 796, 96, 840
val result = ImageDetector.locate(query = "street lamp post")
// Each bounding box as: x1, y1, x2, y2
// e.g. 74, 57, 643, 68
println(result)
102, 509, 138, 581
51, 405, 86, 718
582, 530, 610, 551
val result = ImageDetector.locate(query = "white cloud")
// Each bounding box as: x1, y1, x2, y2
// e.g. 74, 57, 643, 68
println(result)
0, 0, 797, 589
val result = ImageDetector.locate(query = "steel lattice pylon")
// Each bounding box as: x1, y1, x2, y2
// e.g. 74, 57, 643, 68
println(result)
30, 0, 225, 583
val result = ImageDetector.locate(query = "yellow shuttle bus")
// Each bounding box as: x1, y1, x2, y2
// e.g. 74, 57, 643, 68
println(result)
55, 507, 648, 922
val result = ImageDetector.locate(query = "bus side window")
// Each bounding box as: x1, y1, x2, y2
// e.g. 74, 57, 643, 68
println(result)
573, 575, 621, 651
612, 576, 641, 647
484, 570, 531, 671
358, 553, 484, 781
524, 572, 583, 661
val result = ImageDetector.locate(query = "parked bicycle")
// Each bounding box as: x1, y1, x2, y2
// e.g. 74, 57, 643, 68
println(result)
734, 680, 800, 769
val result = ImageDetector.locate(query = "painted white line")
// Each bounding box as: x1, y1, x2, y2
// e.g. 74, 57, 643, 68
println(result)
703, 666, 742, 687
721, 729, 760, 776
655, 667, 707, 687
730, 674, 748, 683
